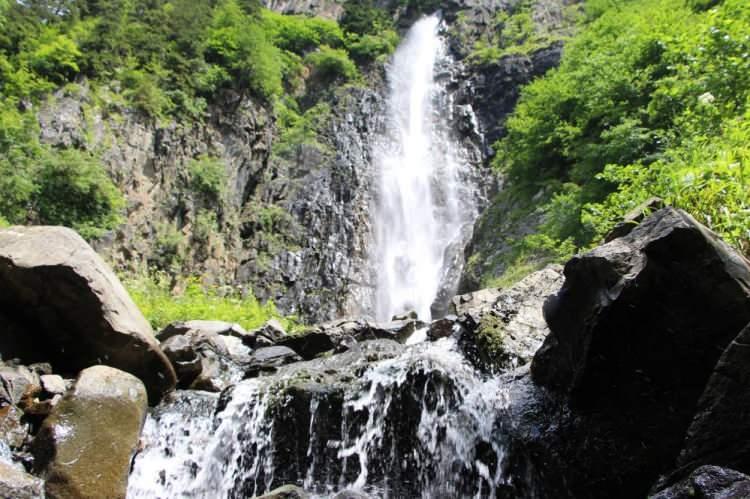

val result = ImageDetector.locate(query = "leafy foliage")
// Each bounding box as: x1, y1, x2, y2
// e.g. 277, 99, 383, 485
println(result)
0, 103, 123, 239
488, 0, 750, 285
125, 272, 295, 331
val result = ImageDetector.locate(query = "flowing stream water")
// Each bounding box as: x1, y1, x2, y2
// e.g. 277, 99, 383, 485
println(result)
128, 15, 504, 499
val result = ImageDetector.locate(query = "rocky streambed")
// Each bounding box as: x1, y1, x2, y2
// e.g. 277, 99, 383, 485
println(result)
2, 207, 750, 498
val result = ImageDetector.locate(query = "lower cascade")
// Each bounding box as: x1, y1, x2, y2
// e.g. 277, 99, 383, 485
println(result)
128, 339, 510, 498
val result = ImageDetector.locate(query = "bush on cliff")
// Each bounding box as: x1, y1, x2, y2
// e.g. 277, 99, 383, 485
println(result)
486, 0, 750, 285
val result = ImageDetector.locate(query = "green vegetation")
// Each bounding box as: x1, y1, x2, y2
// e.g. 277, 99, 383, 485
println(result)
188, 156, 227, 200
125, 273, 294, 331
0, 105, 123, 239
0, 0, 399, 241
467, 0, 577, 64
486, 0, 750, 286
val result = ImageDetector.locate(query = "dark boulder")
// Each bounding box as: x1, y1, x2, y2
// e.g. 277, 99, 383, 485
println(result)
161, 335, 203, 388
524, 208, 750, 497
427, 315, 457, 341
245, 346, 302, 377
651, 465, 750, 499
277, 332, 335, 360
668, 321, 750, 481
156, 320, 248, 342
0, 226, 176, 404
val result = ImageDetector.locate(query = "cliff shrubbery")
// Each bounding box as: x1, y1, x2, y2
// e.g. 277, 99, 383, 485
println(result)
483, 0, 750, 286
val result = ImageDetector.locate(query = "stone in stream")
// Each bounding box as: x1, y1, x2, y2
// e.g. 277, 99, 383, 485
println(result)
0, 226, 176, 404
32, 365, 148, 499
0, 461, 45, 499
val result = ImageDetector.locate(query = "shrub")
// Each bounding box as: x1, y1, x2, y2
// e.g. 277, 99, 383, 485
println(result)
34, 148, 125, 239
187, 155, 227, 199
305, 45, 359, 82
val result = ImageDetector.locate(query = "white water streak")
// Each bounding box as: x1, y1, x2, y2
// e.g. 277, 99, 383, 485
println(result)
374, 15, 474, 322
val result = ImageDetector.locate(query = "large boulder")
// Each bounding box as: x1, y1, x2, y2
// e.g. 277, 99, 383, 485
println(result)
32, 365, 148, 499
524, 208, 750, 497
0, 226, 176, 403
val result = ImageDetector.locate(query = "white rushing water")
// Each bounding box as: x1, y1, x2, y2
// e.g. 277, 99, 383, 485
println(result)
374, 15, 477, 322
128, 339, 510, 499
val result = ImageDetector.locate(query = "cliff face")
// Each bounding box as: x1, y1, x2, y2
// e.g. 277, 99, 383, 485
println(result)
36, 0, 573, 323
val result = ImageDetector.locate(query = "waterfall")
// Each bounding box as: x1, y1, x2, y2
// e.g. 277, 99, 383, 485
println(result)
373, 15, 477, 322
127, 16, 502, 499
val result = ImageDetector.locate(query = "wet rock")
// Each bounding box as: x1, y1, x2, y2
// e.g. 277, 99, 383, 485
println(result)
514, 208, 750, 498
157, 320, 249, 342
0, 365, 40, 406
450, 287, 502, 317
669, 321, 750, 479
40, 375, 66, 397
33, 365, 148, 499
246, 346, 303, 377
651, 465, 750, 499
161, 335, 202, 388
332, 490, 371, 499
462, 264, 564, 371
428, 316, 458, 341
0, 405, 28, 449
191, 335, 251, 392
0, 226, 176, 404
0, 461, 45, 499
255, 484, 309, 499
391, 310, 418, 321
277, 332, 335, 360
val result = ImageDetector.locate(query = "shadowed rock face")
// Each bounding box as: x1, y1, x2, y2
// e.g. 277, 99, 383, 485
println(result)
652, 465, 750, 499
33, 365, 148, 499
0, 226, 176, 404
493, 208, 750, 499
668, 321, 750, 482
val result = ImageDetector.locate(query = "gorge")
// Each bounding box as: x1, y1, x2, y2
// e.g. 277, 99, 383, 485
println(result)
1, 0, 750, 498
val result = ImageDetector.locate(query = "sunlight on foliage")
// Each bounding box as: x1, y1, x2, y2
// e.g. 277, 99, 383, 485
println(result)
125, 272, 298, 332
488, 0, 750, 285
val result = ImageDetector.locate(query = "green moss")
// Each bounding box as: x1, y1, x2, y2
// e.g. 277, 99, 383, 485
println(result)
473, 314, 510, 371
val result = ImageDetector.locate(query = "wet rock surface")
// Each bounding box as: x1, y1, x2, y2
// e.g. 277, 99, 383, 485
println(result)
496, 208, 750, 499
0, 226, 176, 404
670, 320, 750, 482
0, 461, 45, 499
33, 365, 147, 499
652, 465, 750, 499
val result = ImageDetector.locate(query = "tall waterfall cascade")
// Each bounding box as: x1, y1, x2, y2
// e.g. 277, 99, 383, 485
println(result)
373, 15, 479, 322
127, 15, 506, 499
